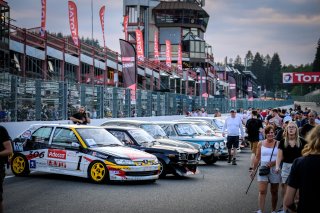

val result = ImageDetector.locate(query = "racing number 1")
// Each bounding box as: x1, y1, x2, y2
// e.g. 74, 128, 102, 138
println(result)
77, 156, 82, 170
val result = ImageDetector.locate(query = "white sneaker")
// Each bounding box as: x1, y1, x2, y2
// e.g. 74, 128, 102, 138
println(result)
255, 210, 262, 213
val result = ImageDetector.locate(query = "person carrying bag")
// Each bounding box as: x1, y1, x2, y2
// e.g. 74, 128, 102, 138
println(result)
259, 141, 276, 176
250, 125, 281, 213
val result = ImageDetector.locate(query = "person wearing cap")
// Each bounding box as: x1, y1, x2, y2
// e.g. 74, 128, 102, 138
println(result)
222, 109, 244, 165
275, 121, 307, 212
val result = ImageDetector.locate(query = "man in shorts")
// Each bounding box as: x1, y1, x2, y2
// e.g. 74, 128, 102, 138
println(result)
222, 109, 244, 165
246, 110, 264, 171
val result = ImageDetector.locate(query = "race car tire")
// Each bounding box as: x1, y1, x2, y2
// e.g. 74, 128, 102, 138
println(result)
158, 159, 167, 178
88, 161, 108, 183
11, 154, 30, 176
203, 156, 218, 164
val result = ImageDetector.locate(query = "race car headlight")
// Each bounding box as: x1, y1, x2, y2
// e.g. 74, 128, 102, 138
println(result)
213, 142, 220, 149
114, 158, 135, 165
220, 142, 225, 149
153, 158, 159, 164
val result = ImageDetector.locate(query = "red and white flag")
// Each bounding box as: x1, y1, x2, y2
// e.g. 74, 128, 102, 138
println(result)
135, 29, 144, 61
68, 1, 79, 46
177, 43, 182, 71
123, 15, 129, 40
40, 0, 46, 37
165, 40, 172, 68
154, 30, 159, 62
99, 6, 106, 49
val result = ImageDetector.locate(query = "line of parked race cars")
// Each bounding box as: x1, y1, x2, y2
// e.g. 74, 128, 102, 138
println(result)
10, 116, 247, 183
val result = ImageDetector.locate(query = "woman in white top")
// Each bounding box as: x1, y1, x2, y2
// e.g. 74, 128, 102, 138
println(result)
250, 125, 281, 213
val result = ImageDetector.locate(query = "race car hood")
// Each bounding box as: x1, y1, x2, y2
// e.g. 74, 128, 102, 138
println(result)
175, 135, 225, 142
156, 138, 198, 150
150, 143, 198, 154
90, 146, 156, 160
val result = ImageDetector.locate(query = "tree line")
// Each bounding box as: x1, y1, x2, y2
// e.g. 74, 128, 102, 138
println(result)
229, 38, 320, 96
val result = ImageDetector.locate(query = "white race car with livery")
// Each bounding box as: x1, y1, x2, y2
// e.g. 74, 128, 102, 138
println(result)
11, 124, 160, 183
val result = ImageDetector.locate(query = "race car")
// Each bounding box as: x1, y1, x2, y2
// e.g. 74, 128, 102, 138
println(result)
11, 124, 160, 183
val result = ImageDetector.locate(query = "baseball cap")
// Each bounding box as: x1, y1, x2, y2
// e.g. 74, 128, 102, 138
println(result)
230, 109, 236, 113
283, 116, 292, 123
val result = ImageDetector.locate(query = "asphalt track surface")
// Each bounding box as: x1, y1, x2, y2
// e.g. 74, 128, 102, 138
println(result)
4, 147, 281, 213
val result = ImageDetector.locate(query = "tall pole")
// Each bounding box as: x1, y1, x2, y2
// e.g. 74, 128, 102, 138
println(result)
91, 0, 93, 46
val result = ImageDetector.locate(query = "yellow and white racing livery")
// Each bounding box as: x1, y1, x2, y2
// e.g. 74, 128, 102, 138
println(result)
11, 124, 160, 183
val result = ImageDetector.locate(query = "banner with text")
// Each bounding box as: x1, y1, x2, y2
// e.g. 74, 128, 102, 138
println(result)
165, 40, 172, 68
154, 30, 159, 62
283, 72, 320, 84
99, 6, 106, 49
135, 29, 144, 62
40, 0, 46, 37
119, 39, 137, 101
68, 1, 79, 46
248, 81, 253, 101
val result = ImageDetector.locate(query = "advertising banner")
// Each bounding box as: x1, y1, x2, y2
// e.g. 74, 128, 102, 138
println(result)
119, 39, 137, 100
165, 40, 172, 68
123, 15, 128, 40
283, 72, 320, 84
229, 75, 237, 101
154, 30, 159, 62
135, 29, 144, 61
68, 1, 79, 46
99, 6, 106, 49
177, 43, 182, 71
40, 0, 46, 37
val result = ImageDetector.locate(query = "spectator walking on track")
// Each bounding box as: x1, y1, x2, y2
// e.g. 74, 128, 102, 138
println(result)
222, 109, 244, 165
284, 125, 320, 213
250, 125, 281, 213
0, 125, 13, 212
246, 110, 264, 171
275, 121, 306, 212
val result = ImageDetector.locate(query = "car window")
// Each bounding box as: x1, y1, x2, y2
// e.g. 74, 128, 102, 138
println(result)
52, 128, 79, 148
175, 124, 197, 136
159, 124, 176, 136
77, 128, 123, 147
25, 127, 53, 150
141, 124, 167, 138
108, 130, 133, 145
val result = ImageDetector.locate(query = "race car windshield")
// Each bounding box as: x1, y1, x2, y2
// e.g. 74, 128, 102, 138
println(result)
77, 128, 123, 147
175, 124, 197, 136
140, 124, 167, 138
128, 129, 155, 145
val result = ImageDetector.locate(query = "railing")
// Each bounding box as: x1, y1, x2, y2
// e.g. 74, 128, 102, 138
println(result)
0, 73, 293, 122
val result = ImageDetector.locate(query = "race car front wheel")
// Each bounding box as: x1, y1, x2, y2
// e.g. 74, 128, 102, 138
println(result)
158, 159, 167, 178
11, 154, 30, 176
88, 161, 108, 183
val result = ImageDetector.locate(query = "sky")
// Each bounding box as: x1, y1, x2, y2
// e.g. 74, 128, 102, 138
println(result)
8, 0, 320, 66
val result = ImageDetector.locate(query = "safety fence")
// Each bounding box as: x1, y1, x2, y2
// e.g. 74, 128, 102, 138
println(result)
0, 73, 293, 122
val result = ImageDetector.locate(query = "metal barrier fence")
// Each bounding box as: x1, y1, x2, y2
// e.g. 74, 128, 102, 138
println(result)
0, 73, 293, 122
292, 95, 320, 103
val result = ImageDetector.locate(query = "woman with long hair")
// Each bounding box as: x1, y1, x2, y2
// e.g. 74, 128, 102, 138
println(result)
275, 121, 306, 212
284, 125, 320, 212
250, 125, 281, 213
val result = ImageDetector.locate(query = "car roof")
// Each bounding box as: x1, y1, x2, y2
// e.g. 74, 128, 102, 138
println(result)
102, 126, 140, 131
101, 119, 154, 126
28, 124, 103, 129
154, 121, 195, 125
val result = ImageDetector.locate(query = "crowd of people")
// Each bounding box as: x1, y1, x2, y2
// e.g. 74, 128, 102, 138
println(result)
239, 105, 320, 213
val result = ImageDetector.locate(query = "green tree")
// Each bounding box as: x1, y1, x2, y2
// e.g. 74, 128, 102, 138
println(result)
251, 52, 264, 85
234, 55, 245, 72
245, 50, 254, 70
312, 38, 320, 72
268, 53, 282, 91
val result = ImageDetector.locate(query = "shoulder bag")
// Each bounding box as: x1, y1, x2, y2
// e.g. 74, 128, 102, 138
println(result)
259, 141, 276, 176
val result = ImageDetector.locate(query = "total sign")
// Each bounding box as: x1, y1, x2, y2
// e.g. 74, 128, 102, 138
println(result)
283, 72, 320, 84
